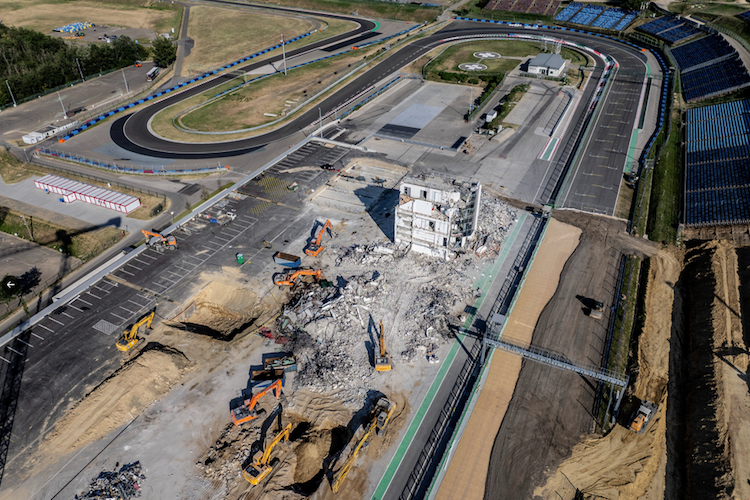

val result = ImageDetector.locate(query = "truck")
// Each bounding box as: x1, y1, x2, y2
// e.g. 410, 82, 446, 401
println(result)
590, 300, 604, 320
485, 110, 498, 122
629, 400, 657, 433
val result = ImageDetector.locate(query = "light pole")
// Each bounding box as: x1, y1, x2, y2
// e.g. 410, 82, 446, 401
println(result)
281, 34, 287, 76
76, 58, 85, 82
5, 80, 16, 107
57, 91, 68, 119
121, 68, 129, 94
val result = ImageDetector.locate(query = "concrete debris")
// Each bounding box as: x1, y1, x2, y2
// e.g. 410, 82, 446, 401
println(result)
194, 423, 260, 488
472, 196, 518, 253
74, 461, 145, 500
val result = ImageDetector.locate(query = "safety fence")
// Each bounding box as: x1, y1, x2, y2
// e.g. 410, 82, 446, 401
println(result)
37, 148, 229, 176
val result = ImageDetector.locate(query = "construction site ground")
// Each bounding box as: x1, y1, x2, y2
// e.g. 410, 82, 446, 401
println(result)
0, 147, 525, 500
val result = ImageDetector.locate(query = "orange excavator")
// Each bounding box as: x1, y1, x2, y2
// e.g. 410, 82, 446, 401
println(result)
231, 379, 283, 426
141, 229, 177, 251
305, 220, 333, 257
375, 320, 392, 372
243, 422, 292, 485
273, 269, 323, 287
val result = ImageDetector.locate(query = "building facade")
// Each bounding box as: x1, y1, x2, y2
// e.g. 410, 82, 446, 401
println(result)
394, 176, 482, 259
527, 53, 568, 78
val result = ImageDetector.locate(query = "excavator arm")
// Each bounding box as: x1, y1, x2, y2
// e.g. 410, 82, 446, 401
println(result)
116, 311, 155, 352
231, 379, 283, 426
273, 269, 323, 286
243, 422, 292, 484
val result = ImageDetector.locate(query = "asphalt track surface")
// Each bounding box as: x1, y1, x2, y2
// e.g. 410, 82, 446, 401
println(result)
112, 21, 650, 161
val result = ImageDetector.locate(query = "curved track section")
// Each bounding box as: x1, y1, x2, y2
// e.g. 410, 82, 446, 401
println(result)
111, 21, 653, 159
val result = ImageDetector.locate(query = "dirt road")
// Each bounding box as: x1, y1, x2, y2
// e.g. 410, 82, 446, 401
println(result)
483, 211, 659, 498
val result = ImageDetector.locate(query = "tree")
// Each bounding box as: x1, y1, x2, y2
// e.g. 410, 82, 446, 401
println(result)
152, 36, 177, 68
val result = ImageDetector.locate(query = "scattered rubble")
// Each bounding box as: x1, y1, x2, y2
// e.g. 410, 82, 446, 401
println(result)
74, 461, 145, 500
276, 194, 516, 400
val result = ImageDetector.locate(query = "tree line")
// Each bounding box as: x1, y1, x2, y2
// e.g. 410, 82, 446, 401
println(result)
0, 24, 176, 107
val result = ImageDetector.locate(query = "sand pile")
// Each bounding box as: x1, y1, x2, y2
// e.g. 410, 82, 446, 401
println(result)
47, 345, 191, 451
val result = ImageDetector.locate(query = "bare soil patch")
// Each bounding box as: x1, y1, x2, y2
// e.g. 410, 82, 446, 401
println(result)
44, 344, 191, 452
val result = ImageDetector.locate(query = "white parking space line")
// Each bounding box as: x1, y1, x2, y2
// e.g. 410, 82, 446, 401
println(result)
75, 297, 93, 306
162, 277, 177, 283
111, 312, 127, 321
223, 228, 242, 234
38, 324, 55, 333
128, 299, 146, 307
31, 331, 45, 340
140, 253, 158, 261
127, 263, 143, 271
118, 269, 135, 277
62, 311, 74, 319
87, 291, 101, 300
48, 317, 64, 326
134, 258, 151, 266
120, 306, 135, 314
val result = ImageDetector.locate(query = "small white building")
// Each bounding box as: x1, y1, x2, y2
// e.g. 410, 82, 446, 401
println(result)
527, 53, 568, 78
394, 175, 482, 259
34, 174, 141, 213
22, 119, 79, 144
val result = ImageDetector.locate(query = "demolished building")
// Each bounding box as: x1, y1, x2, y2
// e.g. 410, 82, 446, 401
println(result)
394, 175, 482, 259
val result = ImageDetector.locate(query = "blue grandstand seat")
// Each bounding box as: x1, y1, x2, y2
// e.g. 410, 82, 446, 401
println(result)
613, 12, 637, 31
554, 2, 583, 22
671, 35, 736, 70
570, 4, 605, 25
591, 8, 627, 29
681, 57, 750, 102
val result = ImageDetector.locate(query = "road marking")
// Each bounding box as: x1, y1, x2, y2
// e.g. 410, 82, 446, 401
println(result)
75, 297, 93, 306
31, 332, 44, 340
576, 192, 596, 198
48, 317, 64, 326
128, 299, 145, 307
140, 253, 157, 261
87, 291, 101, 300
38, 324, 54, 333
62, 311, 74, 319
134, 258, 151, 266
119, 269, 135, 277
119, 306, 135, 314
93, 285, 110, 294
69, 304, 83, 312
127, 263, 143, 271
110, 312, 127, 321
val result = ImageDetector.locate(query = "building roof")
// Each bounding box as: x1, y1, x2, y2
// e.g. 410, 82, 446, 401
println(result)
528, 53, 567, 70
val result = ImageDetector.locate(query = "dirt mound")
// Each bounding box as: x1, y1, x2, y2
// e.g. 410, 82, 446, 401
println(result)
170, 275, 274, 340
46, 345, 191, 451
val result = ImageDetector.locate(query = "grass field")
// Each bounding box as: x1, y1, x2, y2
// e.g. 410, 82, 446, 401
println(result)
0, 0, 182, 34
183, 5, 314, 74
181, 48, 377, 131
669, 2, 750, 47
0, 206, 126, 261
647, 101, 681, 243
423, 41, 590, 84
248, 0, 440, 23
0, 152, 168, 221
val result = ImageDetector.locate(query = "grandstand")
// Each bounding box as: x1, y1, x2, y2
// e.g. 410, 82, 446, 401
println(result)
553, 3, 636, 29
671, 35, 736, 71
591, 8, 627, 29
636, 16, 704, 44
681, 57, 750, 102
570, 4, 605, 25
554, 2, 583, 22
483, 0, 561, 16
684, 99, 750, 226
53, 22, 93, 33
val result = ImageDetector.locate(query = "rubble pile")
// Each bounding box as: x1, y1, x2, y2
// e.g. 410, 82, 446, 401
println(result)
195, 424, 259, 487
279, 247, 478, 398
472, 196, 518, 253
74, 461, 145, 499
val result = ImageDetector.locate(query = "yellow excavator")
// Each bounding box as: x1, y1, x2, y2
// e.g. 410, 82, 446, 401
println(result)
273, 269, 323, 287
332, 398, 395, 493
305, 220, 333, 257
242, 422, 293, 485
375, 320, 392, 372
116, 310, 155, 351
141, 229, 177, 252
